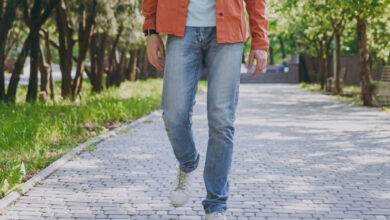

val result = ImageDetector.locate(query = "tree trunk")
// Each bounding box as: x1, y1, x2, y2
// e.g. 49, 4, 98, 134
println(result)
269, 46, 274, 65
43, 30, 54, 99
88, 33, 98, 90
136, 48, 147, 80
110, 49, 127, 86
318, 43, 325, 90
106, 26, 123, 88
88, 32, 107, 92
118, 49, 127, 85
6, 0, 59, 102
137, 47, 155, 80
0, 0, 21, 101
72, 3, 96, 98
95, 33, 107, 91
334, 33, 342, 95
6, 35, 32, 102
55, 0, 74, 98
278, 35, 286, 59
26, 29, 40, 102
325, 43, 331, 80
129, 49, 138, 81
357, 15, 373, 106
38, 30, 52, 101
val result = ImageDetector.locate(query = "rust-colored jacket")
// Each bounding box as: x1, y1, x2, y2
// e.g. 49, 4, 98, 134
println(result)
142, 0, 269, 51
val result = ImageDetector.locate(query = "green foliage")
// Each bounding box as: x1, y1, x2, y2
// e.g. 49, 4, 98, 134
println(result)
267, 0, 389, 63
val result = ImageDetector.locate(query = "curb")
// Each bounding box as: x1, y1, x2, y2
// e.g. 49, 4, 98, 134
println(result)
0, 110, 161, 213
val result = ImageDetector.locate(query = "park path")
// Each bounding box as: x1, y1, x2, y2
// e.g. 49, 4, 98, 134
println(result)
1, 84, 390, 220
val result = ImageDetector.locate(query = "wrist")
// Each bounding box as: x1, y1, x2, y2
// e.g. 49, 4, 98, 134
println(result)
144, 29, 159, 37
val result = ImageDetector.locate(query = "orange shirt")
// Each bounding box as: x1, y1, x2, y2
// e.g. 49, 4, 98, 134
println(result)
142, 0, 269, 51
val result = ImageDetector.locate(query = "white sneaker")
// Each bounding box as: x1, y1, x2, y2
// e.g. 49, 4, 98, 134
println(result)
205, 212, 227, 220
169, 166, 196, 207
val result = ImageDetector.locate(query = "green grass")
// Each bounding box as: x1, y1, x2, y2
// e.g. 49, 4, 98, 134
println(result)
382, 106, 390, 114
299, 82, 390, 109
0, 78, 207, 198
299, 82, 322, 91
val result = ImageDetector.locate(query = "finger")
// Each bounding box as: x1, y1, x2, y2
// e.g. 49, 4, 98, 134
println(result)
252, 66, 262, 76
149, 50, 160, 70
252, 58, 264, 76
146, 48, 154, 65
159, 44, 165, 61
248, 52, 254, 70
153, 50, 164, 70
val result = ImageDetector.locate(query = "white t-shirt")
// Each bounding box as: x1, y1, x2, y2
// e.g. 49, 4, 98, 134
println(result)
185, 0, 216, 27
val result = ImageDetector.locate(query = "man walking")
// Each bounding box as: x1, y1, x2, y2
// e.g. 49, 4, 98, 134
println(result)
142, 0, 269, 219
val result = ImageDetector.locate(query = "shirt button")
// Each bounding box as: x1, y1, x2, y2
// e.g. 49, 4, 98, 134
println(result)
219, 12, 223, 16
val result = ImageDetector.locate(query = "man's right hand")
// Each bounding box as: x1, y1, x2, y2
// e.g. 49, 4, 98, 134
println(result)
146, 34, 165, 70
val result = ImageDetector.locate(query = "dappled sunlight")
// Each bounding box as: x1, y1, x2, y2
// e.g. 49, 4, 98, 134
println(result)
2, 85, 389, 219
254, 132, 302, 140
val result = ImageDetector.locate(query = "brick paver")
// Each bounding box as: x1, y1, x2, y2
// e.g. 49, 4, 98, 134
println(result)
1, 84, 390, 220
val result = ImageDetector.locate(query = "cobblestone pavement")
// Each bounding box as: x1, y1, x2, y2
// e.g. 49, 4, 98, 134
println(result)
1, 84, 390, 220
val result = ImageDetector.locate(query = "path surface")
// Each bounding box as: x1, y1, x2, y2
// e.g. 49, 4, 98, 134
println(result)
1, 84, 390, 220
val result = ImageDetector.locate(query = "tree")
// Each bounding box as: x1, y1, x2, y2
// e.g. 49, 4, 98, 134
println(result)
325, 0, 348, 95
0, 0, 23, 101
71, 0, 98, 98
342, 0, 389, 106
55, 0, 75, 98
275, 0, 334, 88
38, 28, 54, 100
6, 0, 60, 103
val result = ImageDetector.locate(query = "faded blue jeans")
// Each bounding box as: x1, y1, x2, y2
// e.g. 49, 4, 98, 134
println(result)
161, 26, 244, 213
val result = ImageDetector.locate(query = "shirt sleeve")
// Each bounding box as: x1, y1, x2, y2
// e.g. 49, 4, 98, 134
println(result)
142, 0, 158, 32
244, 0, 270, 51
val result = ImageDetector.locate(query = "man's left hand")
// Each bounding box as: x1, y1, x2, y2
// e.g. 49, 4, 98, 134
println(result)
248, 49, 268, 76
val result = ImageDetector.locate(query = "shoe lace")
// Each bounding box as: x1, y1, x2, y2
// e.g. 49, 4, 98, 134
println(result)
213, 212, 226, 220
175, 168, 189, 191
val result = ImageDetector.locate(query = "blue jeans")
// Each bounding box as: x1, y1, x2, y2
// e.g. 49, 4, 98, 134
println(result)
161, 26, 244, 213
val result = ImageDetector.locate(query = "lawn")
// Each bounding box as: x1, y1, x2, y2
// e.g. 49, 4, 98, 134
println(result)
299, 82, 390, 113
0, 78, 207, 198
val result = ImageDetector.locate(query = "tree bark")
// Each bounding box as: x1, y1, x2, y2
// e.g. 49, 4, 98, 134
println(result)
110, 49, 127, 86
325, 38, 332, 80
106, 26, 123, 88
72, 2, 96, 98
318, 41, 325, 90
269, 46, 274, 65
6, 34, 32, 102
7, 0, 59, 102
26, 31, 40, 102
278, 35, 286, 59
334, 33, 342, 95
95, 33, 107, 91
26, 0, 59, 102
88, 32, 107, 92
357, 15, 374, 106
129, 49, 138, 81
38, 30, 52, 101
26, 0, 44, 102
55, 0, 74, 98
0, 0, 21, 101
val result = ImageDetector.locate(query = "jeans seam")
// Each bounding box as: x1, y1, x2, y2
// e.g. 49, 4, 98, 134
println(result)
185, 59, 200, 169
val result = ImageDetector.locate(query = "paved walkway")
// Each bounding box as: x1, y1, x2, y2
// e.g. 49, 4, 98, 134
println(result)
1, 84, 390, 220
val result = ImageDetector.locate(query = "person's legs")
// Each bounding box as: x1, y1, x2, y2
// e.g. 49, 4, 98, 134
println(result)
161, 27, 204, 173
201, 27, 244, 214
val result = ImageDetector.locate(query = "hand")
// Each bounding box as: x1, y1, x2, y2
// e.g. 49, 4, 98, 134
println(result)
248, 49, 268, 76
146, 34, 165, 70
